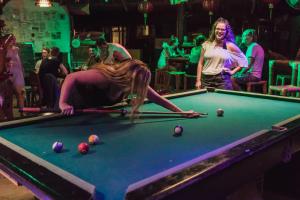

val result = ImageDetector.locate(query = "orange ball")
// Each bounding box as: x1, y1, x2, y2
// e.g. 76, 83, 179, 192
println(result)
88, 134, 100, 145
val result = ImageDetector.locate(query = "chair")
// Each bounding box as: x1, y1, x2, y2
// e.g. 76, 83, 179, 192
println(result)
183, 74, 197, 90
28, 71, 43, 107
154, 69, 171, 94
269, 61, 300, 96
276, 74, 291, 86
168, 71, 186, 92
246, 80, 267, 94
268, 60, 298, 96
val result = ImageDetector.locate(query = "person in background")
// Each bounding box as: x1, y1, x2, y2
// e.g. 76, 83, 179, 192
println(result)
96, 37, 131, 65
232, 29, 265, 91
39, 47, 68, 108
157, 41, 171, 70
0, 57, 14, 121
157, 37, 184, 70
59, 59, 199, 118
235, 34, 247, 53
5, 34, 25, 109
187, 34, 206, 75
34, 47, 50, 73
86, 45, 99, 68
183, 34, 206, 89
195, 18, 248, 90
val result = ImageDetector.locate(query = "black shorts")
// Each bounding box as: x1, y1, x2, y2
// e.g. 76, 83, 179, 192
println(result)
202, 73, 232, 90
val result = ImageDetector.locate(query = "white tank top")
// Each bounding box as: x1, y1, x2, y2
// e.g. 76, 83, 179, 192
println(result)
202, 41, 248, 75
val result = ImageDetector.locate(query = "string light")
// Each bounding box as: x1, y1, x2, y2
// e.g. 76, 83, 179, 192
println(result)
35, 0, 52, 7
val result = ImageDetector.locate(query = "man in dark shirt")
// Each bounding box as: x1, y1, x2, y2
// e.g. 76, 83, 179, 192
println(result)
38, 47, 68, 108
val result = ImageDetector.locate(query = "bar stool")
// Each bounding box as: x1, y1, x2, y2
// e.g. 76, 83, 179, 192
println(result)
28, 71, 43, 107
154, 69, 171, 94
168, 71, 186, 92
268, 60, 299, 96
276, 74, 291, 86
268, 60, 298, 95
269, 62, 300, 97
183, 74, 197, 90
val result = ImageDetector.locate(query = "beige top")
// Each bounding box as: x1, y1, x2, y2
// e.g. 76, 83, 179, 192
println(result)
202, 41, 248, 75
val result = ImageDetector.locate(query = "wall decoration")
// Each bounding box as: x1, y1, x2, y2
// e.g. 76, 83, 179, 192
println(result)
0, 0, 70, 55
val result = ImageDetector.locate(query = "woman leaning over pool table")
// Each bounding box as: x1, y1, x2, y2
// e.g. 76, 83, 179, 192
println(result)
59, 59, 199, 118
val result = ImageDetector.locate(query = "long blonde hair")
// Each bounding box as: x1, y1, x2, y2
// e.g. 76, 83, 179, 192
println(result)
95, 59, 151, 118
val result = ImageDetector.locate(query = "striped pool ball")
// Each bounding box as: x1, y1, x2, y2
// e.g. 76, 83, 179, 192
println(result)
52, 141, 64, 153
88, 134, 100, 145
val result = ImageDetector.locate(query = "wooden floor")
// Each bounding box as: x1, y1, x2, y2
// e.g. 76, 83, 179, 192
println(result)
0, 174, 35, 200
0, 172, 297, 200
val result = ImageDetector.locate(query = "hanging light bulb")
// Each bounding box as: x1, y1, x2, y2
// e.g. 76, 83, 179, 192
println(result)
35, 0, 52, 7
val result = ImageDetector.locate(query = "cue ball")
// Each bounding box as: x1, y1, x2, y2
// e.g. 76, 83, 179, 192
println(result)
120, 109, 128, 116
78, 142, 89, 154
173, 125, 183, 137
88, 134, 100, 145
217, 108, 224, 117
52, 141, 63, 153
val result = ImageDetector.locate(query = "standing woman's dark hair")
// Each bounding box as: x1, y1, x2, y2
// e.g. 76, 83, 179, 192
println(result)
207, 17, 235, 44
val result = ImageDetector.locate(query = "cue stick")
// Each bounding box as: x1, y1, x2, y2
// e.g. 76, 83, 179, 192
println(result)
20, 107, 208, 116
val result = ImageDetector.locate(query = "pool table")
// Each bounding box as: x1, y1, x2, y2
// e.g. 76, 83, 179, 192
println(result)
0, 89, 300, 200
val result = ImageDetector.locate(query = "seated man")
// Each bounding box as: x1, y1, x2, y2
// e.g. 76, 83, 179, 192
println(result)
232, 29, 265, 91
96, 37, 131, 65
85, 45, 99, 69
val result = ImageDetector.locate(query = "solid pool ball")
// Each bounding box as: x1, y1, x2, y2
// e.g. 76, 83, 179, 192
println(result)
120, 109, 128, 116
217, 108, 224, 117
173, 125, 183, 137
78, 142, 89, 154
88, 134, 100, 145
52, 141, 63, 153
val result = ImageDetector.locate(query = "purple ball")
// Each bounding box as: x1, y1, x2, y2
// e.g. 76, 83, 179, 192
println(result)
52, 141, 64, 153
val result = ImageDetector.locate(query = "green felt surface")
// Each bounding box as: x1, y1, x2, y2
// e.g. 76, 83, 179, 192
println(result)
0, 91, 299, 200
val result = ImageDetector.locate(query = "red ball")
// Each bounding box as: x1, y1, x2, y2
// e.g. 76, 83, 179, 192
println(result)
78, 142, 89, 154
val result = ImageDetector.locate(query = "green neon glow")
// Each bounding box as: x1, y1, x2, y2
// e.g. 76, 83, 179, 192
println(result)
170, 0, 188, 5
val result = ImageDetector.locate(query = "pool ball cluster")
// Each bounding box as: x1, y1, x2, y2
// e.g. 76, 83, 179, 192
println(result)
52, 134, 100, 154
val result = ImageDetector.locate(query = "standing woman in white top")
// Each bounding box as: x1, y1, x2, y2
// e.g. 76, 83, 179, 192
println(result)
195, 18, 248, 90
